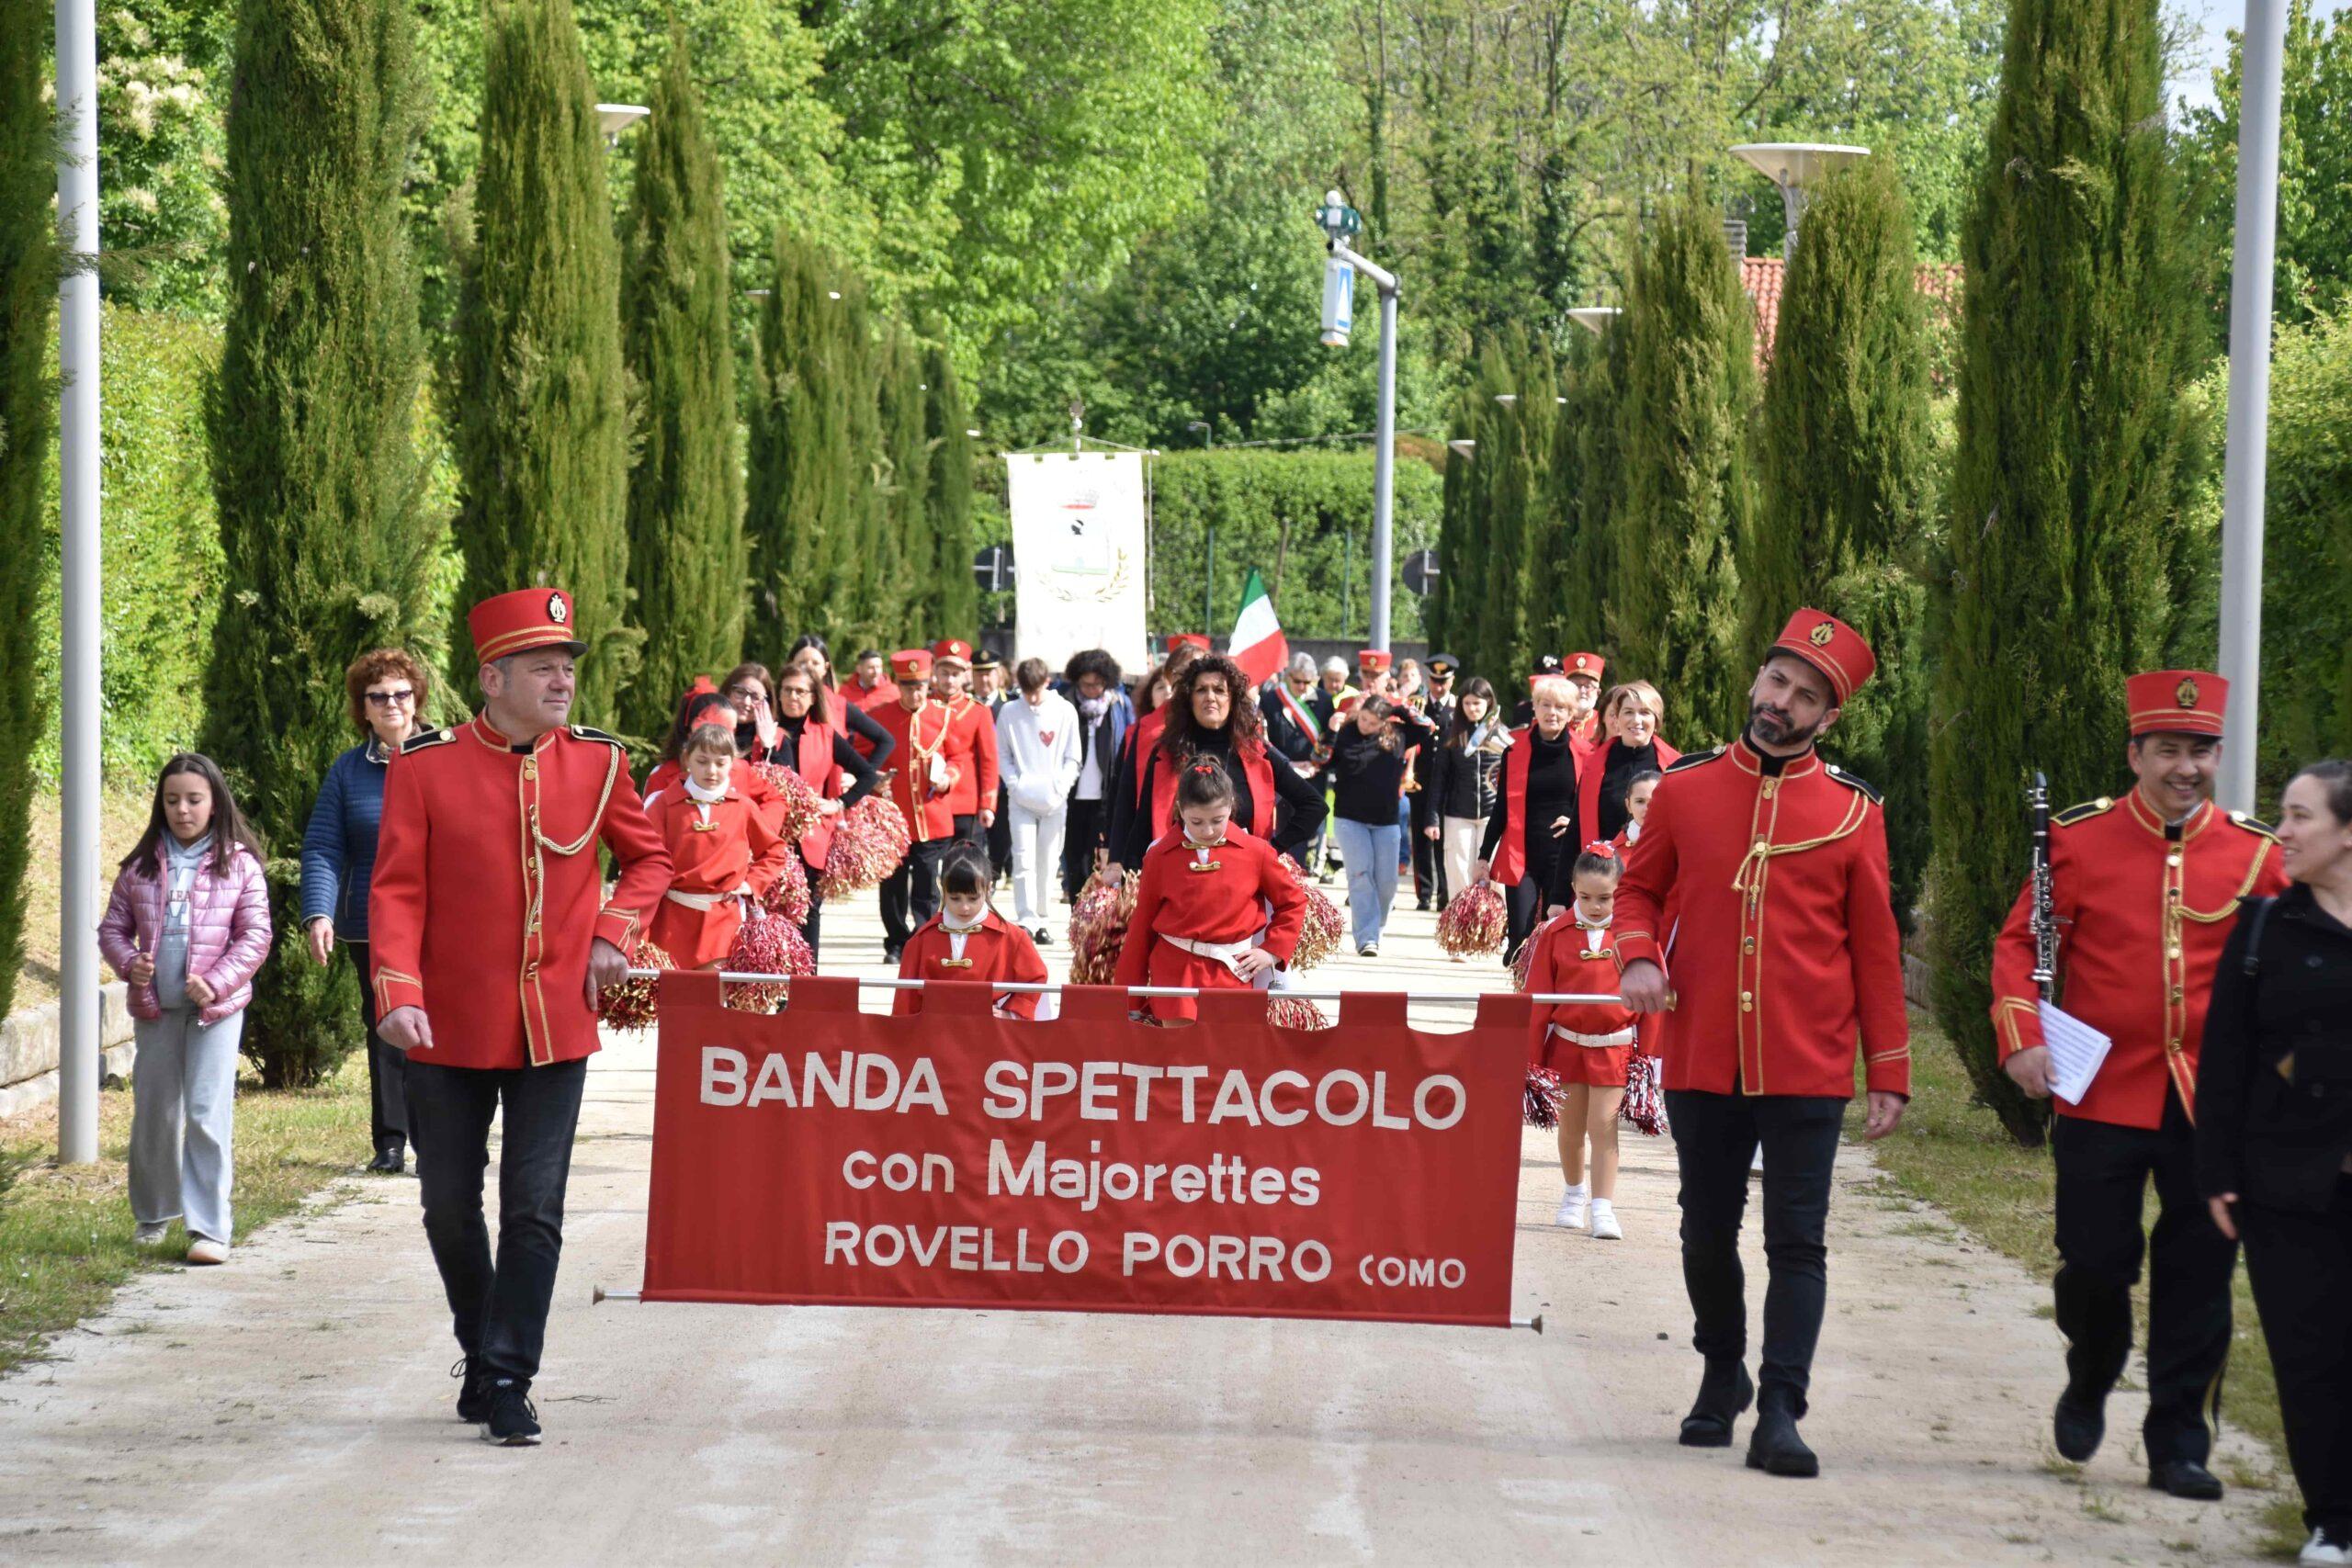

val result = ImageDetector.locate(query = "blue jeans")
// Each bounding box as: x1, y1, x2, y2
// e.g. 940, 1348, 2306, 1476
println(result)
1333, 817, 1401, 950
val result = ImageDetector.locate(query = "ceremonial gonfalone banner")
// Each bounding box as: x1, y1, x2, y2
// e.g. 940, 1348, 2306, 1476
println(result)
1005, 450, 1149, 671
641, 975, 1525, 1327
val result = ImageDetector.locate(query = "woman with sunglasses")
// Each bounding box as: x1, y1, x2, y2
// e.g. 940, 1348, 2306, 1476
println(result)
299, 649, 435, 1175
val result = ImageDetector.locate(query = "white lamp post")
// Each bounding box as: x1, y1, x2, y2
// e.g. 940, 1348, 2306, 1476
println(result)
1728, 143, 1870, 256
1317, 189, 1399, 654
595, 103, 650, 148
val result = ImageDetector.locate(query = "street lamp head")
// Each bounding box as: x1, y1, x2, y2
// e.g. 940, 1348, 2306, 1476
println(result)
1727, 143, 1870, 256
595, 103, 650, 146
1567, 306, 1622, 337
1493, 393, 1518, 407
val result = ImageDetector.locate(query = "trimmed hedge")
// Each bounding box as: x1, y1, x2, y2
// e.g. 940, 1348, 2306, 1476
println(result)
1146, 448, 1441, 643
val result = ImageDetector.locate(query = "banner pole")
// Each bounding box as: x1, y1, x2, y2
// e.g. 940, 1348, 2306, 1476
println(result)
624, 970, 1630, 1007
589, 1288, 1544, 1331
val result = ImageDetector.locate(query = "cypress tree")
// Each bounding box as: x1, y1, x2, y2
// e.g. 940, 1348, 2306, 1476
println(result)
827, 275, 884, 648
745, 231, 819, 659
618, 24, 741, 740
922, 326, 978, 637
1746, 158, 1934, 930
450, 0, 636, 718
1611, 193, 1755, 744
1929, 0, 2205, 1144
1563, 315, 1628, 653
876, 323, 931, 644
1429, 396, 1476, 657
201, 0, 434, 1085
1455, 350, 1510, 684
0, 0, 51, 1025
1476, 333, 1554, 693
1525, 349, 1580, 668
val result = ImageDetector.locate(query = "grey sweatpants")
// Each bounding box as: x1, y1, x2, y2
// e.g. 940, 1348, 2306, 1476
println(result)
130, 1007, 243, 1244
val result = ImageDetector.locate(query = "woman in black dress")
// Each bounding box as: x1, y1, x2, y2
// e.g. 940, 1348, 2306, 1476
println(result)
1474, 676, 1583, 963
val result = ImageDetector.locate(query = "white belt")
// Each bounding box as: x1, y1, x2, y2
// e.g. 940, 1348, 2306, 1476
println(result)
663, 888, 743, 913
1550, 1023, 1636, 1049
1161, 932, 1255, 967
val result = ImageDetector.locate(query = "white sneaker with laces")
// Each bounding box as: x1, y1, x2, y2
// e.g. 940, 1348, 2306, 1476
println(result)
1589, 1202, 1623, 1241
1554, 1190, 1589, 1230
2302, 1529, 2352, 1566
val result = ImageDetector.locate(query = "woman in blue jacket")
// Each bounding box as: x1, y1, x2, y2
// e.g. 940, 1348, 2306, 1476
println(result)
300, 649, 430, 1173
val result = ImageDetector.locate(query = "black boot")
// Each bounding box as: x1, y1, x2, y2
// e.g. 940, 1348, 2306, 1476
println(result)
2052, 1384, 2107, 1462
1679, 1359, 1754, 1449
2147, 1460, 2223, 1500
1746, 1391, 1819, 1478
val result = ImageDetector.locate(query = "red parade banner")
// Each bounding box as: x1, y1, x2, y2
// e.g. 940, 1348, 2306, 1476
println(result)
640, 973, 1528, 1327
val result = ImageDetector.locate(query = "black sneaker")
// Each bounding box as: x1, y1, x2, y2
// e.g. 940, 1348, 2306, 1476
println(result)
882, 942, 903, 964
481, 1379, 540, 1446
453, 1356, 492, 1424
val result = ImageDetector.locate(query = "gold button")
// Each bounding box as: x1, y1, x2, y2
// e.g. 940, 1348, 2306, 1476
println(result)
2166, 853, 2181, 867
1744, 938, 1756, 953
1741, 991, 1754, 1011
1762, 780, 1778, 797
2167, 946, 2182, 960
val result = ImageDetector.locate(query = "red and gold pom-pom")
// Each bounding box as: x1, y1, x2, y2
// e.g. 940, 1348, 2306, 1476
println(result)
1619, 1053, 1669, 1137
748, 761, 823, 845
1282, 856, 1344, 973
722, 906, 811, 1013
1067, 869, 1139, 986
1436, 882, 1508, 957
598, 940, 672, 1032
1522, 1065, 1566, 1130
762, 851, 812, 928
1266, 995, 1331, 1031
1511, 916, 1545, 991
819, 795, 913, 898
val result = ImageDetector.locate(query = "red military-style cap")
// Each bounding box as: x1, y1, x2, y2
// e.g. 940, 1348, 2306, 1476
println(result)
930, 637, 974, 668
1165, 633, 1212, 654
2127, 669, 2228, 739
469, 587, 587, 663
1768, 607, 1875, 705
1564, 652, 1606, 682
1357, 649, 1392, 672
891, 649, 935, 681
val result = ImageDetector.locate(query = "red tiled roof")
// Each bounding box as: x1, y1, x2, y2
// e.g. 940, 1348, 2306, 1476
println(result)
1740, 255, 1964, 367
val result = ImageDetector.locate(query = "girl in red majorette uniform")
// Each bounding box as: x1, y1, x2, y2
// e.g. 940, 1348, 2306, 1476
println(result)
1525, 840, 1645, 1241
894, 845, 1049, 1020
1115, 759, 1307, 1023
646, 723, 793, 968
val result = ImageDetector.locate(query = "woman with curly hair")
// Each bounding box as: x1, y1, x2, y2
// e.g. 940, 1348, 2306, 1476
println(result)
1104, 652, 1326, 874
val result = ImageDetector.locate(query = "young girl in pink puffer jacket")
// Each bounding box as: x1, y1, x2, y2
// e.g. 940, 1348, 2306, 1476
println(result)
98, 753, 272, 1267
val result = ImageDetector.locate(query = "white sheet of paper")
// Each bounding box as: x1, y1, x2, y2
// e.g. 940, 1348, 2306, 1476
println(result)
2038, 1001, 2113, 1106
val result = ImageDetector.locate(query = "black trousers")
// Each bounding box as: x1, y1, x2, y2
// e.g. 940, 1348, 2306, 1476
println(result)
797, 860, 825, 960
880, 835, 951, 947
1502, 844, 1560, 966
1667, 1089, 1847, 1415
1063, 798, 1104, 897
1409, 794, 1440, 904
345, 940, 407, 1156
405, 1055, 588, 1385
988, 786, 1012, 877
2243, 1176, 2352, 1535
2051, 1095, 2235, 1465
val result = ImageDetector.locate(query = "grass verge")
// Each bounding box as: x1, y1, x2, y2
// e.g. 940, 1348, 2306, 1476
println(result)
0, 1055, 372, 1377
1847, 1011, 2303, 1558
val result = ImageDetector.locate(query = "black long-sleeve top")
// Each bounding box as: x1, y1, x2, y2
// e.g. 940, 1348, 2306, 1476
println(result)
1428, 733, 1504, 822
1108, 728, 1328, 868
1328, 709, 1439, 825
1478, 728, 1580, 905
1595, 738, 1660, 842
2195, 885, 2352, 1213
834, 702, 895, 770
766, 711, 880, 811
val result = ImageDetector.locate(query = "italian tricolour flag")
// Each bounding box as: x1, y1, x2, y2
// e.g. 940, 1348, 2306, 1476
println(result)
1228, 567, 1289, 687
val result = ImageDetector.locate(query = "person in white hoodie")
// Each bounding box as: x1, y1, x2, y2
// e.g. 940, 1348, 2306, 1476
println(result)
995, 658, 1084, 939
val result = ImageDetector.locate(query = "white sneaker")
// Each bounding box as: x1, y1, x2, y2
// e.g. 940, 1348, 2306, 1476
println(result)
133, 1222, 169, 1247
1554, 1190, 1589, 1230
2302, 1529, 2352, 1566
1589, 1203, 1623, 1241
185, 1237, 229, 1266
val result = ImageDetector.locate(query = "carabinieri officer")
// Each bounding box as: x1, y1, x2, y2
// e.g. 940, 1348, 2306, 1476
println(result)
1615, 607, 1910, 1480
369, 588, 673, 1447
1989, 669, 2285, 1499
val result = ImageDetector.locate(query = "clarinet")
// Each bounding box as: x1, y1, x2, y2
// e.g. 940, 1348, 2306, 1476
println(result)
2028, 771, 2058, 1001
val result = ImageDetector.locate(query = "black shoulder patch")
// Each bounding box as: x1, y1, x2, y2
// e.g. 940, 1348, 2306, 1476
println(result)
399, 727, 456, 755
569, 725, 627, 748
1665, 747, 1724, 774
2224, 809, 2279, 841
2053, 796, 2116, 828
1823, 763, 1883, 805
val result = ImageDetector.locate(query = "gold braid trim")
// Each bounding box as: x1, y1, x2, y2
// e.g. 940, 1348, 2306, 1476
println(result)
2177, 839, 2276, 924
535, 744, 622, 858
1730, 792, 1868, 895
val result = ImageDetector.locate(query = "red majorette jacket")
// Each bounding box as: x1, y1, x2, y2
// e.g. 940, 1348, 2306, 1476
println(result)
646, 784, 793, 968
1614, 738, 1910, 1100
1525, 914, 1647, 1064
872, 698, 960, 841
368, 715, 673, 1069
1114, 829, 1308, 1010
1991, 791, 2284, 1129
933, 694, 1001, 818
892, 908, 1049, 1020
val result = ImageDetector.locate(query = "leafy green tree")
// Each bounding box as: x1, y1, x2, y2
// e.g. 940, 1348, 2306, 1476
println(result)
0, 0, 51, 1023
1746, 158, 1934, 929
922, 326, 978, 638
449, 0, 638, 719
1611, 192, 1754, 745
1928, 0, 2207, 1145
201, 0, 435, 1085
619, 24, 743, 740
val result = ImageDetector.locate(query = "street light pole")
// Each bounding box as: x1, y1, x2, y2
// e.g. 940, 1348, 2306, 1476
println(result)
2218, 0, 2288, 814
1317, 190, 1399, 656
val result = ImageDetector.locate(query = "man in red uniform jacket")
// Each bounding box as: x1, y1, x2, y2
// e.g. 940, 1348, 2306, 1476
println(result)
930, 637, 1000, 851
873, 649, 956, 963
1617, 607, 1908, 1480
844, 649, 899, 760
1989, 670, 2285, 1499
369, 587, 672, 1447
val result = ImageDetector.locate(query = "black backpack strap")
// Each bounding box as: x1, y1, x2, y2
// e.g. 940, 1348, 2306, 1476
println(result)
2241, 896, 2277, 978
